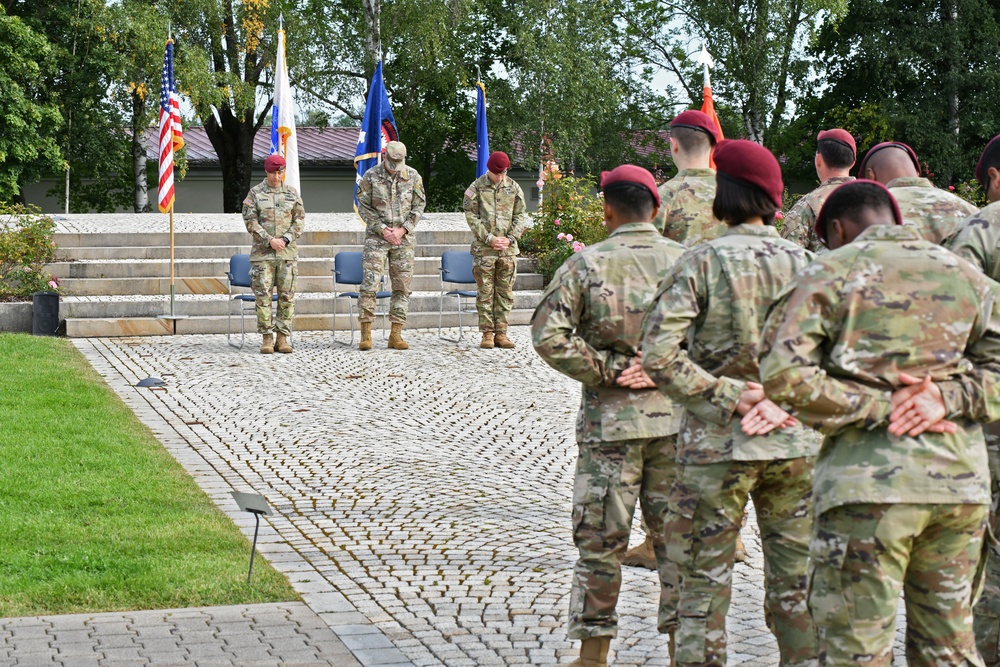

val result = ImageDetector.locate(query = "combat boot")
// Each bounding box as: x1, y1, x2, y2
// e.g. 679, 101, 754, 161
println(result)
622, 535, 657, 570
480, 332, 495, 349
275, 332, 293, 354
260, 333, 274, 355
359, 322, 372, 351
388, 322, 409, 350
560, 637, 610, 667
494, 331, 516, 349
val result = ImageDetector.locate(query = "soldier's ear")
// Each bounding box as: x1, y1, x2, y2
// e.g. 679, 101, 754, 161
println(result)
989, 167, 1000, 199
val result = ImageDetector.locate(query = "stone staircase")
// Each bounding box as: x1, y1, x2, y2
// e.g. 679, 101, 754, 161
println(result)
49, 214, 545, 338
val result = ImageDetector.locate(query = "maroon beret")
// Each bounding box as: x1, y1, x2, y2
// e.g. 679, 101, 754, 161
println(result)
600, 164, 661, 208
857, 141, 921, 178
487, 151, 510, 174
670, 110, 720, 144
976, 135, 1000, 188
264, 154, 287, 173
713, 139, 783, 208
817, 128, 856, 158
814, 179, 903, 246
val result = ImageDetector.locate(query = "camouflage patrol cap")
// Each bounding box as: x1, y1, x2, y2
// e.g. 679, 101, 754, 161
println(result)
858, 142, 921, 178
817, 128, 856, 159
670, 110, 720, 144
384, 141, 406, 169
814, 179, 903, 246
976, 135, 1000, 188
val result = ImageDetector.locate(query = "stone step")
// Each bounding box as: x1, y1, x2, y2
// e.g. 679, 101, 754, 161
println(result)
64, 308, 536, 338
57, 272, 543, 296
53, 242, 502, 261
60, 291, 542, 319
47, 256, 538, 280
53, 227, 476, 249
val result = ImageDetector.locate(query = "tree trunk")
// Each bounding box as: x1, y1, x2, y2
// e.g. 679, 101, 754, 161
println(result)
361, 0, 381, 66
942, 0, 960, 183
204, 110, 256, 213
131, 90, 149, 213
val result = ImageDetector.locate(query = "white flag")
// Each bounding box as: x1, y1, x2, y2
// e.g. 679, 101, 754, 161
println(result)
270, 28, 300, 193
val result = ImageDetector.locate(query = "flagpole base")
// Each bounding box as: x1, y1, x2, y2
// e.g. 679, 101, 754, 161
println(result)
157, 314, 189, 335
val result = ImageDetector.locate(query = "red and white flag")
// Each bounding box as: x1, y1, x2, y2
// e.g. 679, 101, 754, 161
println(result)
158, 40, 184, 213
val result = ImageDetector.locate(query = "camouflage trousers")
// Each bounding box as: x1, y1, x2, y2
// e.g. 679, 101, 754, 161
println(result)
569, 435, 679, 640
250, 259, 296, 335
811, 503, 987, 667
665, 457, 816, 667
472, 255, 516, 333
975, 425, 1000, 666
360, 236, 413, 325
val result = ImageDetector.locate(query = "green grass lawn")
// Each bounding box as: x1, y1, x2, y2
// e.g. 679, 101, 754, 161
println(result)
0, 334, 297, 616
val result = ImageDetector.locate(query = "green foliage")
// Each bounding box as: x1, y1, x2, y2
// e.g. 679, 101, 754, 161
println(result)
0, 204, 57, 299
0, 8, 64, 203
521, 173, 607, 282
0, 335, 297, 616
954, 180, 988, 209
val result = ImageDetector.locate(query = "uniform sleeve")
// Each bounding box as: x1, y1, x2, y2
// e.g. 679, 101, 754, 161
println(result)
780, 198, 813, 250
937, 280, 1000, 422
946, 213, 998, 277
403, 172, 426, 234
508, 184, 528, 240
531, 257, 631, 387
241, 189, 270, 243
641, 250, 744, 425
463, 183, 492, 244
759, 275, 892, 434
356, 174, 383, 236
288, 191, 305, 241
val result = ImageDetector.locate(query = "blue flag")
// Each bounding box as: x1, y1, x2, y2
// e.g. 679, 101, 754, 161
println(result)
475, 82, 490, 178
354, 61, 398, 213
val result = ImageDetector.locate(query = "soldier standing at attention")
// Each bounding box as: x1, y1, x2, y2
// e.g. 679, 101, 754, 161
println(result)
463, 150, 527, 350
627, 139, 820, 667
780, 129, 856, 252
654, 110, 722, 245
946, 134, 1000, 665
242, 154, 305, 355
859, 141, 977, 244
356, 140, 426, 351
532, 165, 687, 667
761, 179, 1000, 665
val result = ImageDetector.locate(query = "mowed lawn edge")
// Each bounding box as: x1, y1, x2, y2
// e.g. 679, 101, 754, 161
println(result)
0, 334, 298, 617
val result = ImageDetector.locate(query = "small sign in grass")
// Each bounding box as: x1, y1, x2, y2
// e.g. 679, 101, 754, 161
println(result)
0, 334, 297, 616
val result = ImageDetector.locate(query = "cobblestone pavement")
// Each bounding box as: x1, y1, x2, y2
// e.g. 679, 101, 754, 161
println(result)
65, 329, 908, 666
0, 603, 363, 667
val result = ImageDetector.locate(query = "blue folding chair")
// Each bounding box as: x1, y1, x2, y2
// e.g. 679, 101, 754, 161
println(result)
438, 250, 478, 342
226, 253, 278, 349
332, 251, 390, 345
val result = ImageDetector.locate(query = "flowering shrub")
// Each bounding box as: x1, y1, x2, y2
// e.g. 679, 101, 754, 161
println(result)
521, 170, 607, 283
954, 179, 987, 209
0, 204, 59, 300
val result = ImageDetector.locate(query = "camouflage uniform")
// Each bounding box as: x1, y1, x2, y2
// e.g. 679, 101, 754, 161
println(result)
531, 221, 687, 639
463, 173, 528, 333
241, 180, 305, 335
780, 176, 854, 252
653, 169, 724, 246
641, 224, 820, 667
760, 224, 1000, 666
948, 201, 1000, 665
886, 176, 978, 245
356, 162, 426, 324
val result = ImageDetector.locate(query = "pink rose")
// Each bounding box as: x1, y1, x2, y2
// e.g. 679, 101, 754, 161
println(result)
949, 185, 956, 191
536, 179, 544, 188
557, 233, 566, 240
554, 218, 561, 226
565, 234, 574, 242
48, 280, 59, 289
572, 241, 586, 252
775, 211, 784, 220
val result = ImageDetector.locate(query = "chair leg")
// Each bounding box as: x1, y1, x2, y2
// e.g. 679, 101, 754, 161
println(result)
438, 291, 444, 339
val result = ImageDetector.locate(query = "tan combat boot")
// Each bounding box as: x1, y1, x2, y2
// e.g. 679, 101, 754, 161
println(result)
494, 331, 516, 349
359, 322, 372, 351
560, 637, 610, 667
735, 532, 747, 563
387, 322, 409, 350
260, 333, 274, 354
481, 332, 495, 349
622, 535, 657, 570
275, 332, 293, 354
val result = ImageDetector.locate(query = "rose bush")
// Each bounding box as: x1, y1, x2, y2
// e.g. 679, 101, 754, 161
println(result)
0, 204, 58, 300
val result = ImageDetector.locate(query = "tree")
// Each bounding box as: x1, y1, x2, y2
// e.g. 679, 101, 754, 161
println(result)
169, 0, 278, 212
0, 7, 64, 204
806, 0, 1000, 185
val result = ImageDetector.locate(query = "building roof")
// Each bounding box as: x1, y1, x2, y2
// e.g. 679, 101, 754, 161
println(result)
147, 126, 673, 169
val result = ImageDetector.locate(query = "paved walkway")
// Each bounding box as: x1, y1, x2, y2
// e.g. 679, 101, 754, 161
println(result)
6, 329, 909, 665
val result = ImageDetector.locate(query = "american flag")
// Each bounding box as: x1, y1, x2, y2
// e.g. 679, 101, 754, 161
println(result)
158, 40, 184, 213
